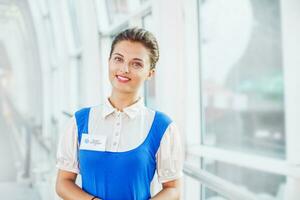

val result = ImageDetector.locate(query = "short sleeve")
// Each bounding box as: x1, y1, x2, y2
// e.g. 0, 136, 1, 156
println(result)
56, 116, 80, 174
156, 122, 183, 183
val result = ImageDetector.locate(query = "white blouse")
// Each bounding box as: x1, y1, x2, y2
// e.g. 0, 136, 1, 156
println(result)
56, 97, 183, 183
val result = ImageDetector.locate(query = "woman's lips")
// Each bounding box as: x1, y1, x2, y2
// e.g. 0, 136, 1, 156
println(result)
116, 75, 131, 83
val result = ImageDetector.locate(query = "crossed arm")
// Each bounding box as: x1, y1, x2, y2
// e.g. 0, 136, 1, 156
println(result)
56, 169, 181, 200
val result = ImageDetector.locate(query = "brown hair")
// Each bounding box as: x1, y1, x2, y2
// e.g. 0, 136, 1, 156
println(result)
109, 27, 159, 69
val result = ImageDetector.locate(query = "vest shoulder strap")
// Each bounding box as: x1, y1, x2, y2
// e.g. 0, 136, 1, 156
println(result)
149, 111, 173, 153
74, 107, 91, 144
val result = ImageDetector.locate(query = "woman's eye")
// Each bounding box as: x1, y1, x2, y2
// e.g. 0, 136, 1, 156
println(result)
114, 57, 123, 62
132, 62, 143, 69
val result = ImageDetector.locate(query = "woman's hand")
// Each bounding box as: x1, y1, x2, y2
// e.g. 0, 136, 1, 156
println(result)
56, 169, 97, 200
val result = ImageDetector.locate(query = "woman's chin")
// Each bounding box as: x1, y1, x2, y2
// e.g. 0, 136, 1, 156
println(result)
112, 86, 134, 94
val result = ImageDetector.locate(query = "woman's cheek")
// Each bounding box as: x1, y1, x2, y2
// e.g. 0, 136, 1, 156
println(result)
133, 78, 144, 88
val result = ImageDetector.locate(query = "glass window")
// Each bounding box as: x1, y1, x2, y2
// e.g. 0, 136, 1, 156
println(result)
105, 0, 144, 25
67, 0, 82, 107
203, 187, 228, 200
203, 159, 286, 199
198, 0, 285, 159
142, 13, 156, 109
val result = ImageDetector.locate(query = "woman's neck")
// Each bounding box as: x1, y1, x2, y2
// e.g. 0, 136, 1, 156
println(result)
109, 91, 140, 112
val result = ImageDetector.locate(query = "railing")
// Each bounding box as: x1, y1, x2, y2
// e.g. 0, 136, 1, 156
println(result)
62, 110, 73, 118
183, 164, 258, 200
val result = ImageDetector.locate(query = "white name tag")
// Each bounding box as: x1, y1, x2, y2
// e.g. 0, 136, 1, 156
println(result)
80, 133, 106, 151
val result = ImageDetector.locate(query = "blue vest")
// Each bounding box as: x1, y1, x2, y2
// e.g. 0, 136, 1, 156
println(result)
75, 107, 172, 200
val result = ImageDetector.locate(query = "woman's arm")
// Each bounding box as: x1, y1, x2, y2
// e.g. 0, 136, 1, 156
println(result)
150, 179, 181, 200
56, 169, 101, 200
153, 122, 183, 200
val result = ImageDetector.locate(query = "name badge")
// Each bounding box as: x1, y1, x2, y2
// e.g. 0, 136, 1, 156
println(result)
80, 133, 106, 151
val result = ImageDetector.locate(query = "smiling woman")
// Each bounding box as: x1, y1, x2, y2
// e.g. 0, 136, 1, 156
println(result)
109, 40, 154, 94
55, 28, 183, 200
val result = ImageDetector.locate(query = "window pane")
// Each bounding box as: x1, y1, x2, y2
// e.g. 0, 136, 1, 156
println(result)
105, 0, 144, 24
142, 13, 156, 109
203, 187, 228, 200
199, 0, 285, 158
203, 159, 286, 199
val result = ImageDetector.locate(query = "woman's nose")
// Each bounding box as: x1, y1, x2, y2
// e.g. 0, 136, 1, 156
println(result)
120, 63, 129, 73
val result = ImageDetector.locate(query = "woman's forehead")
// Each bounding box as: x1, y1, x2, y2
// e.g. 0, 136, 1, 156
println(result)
112, 40, 150, 61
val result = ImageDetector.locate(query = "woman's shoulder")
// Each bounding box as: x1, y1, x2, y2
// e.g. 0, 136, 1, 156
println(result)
73, 104, 101, 121
74, 104, 102, 115
74, 107, 91, 114
145, 107, 173, 124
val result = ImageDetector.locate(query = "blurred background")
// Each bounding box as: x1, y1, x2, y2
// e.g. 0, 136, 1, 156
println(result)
0, 0, 299, 199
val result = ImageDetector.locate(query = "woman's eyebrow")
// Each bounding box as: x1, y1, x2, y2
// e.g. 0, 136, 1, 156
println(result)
132, 58, 144, 62
113, 53, 144, 62
112, 53, 124, 57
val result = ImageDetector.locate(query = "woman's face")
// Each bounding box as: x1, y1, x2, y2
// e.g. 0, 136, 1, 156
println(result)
108, 40, 154, 95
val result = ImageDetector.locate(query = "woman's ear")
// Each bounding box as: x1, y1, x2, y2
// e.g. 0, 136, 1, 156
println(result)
147, 69, 155, 80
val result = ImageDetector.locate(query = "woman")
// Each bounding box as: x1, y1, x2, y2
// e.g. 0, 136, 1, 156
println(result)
56, 28, 183, 200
